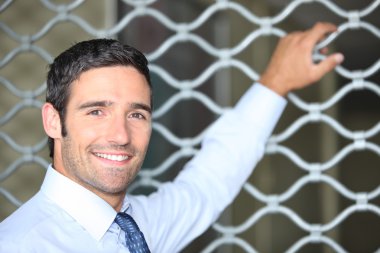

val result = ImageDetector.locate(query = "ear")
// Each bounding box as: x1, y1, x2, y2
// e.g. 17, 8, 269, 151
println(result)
42, 103, 62, 139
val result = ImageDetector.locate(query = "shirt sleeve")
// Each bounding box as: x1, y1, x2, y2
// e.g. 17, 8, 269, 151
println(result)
130, 83, 287, 252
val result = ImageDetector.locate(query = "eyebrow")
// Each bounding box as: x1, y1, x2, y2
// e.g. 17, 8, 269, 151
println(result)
131, 102, 152, 114
77, 100, 152, 114
77, 100, 113, 110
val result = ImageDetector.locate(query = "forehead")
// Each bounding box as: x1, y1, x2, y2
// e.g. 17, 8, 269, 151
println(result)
68, 66, 151, 106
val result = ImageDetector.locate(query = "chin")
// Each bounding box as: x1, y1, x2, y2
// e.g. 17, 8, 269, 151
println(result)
94, 186, 125, 196
103, 183, 129, 194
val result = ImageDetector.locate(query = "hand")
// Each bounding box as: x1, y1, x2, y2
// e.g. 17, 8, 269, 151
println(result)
259, 22, 344, 96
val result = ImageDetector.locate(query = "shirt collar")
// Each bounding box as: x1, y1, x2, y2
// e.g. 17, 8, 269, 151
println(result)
40, 165, 125, 241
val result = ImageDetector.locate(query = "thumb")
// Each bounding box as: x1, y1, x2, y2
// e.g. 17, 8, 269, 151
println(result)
315, 53, 344, 79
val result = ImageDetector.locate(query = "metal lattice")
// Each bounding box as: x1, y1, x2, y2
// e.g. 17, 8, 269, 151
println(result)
0, 0, 379, 252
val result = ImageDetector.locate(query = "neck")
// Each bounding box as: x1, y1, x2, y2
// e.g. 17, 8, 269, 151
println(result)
95, 190, 126, 212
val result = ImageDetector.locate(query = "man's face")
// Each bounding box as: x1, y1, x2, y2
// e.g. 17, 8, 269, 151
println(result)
54, 66, 152, 195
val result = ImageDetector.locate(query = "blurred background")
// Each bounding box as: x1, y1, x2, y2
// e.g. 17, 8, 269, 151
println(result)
0, 0, 379, 252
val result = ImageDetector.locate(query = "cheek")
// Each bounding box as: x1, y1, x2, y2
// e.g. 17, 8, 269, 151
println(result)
132, 127, 151, 149
82, 127, 101, 140
67, 121, 103, 147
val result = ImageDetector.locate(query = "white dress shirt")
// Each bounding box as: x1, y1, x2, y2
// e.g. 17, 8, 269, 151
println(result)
0, 83, 286, 253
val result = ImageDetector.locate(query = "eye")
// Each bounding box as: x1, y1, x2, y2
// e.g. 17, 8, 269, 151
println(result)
88, 110, 103, 116
130, 112, 146, 120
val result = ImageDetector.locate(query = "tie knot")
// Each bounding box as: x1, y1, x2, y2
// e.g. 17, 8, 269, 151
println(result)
114, 212, 151, 253
115, 212, 140, 234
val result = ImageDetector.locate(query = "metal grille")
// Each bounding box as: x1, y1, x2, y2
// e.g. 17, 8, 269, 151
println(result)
0, 0, 379, 252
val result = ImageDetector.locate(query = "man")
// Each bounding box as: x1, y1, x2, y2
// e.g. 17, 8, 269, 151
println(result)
0, 22, 343, 252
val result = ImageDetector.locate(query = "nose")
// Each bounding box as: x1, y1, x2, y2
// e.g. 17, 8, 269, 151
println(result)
106, 116, 130, 146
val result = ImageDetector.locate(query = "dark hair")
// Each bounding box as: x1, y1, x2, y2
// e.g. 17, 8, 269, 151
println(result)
46, 38, 152, 158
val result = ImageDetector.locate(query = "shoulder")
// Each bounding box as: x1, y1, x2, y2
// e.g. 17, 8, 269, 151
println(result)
0, 192, 62, 243
0, 239, 32, 253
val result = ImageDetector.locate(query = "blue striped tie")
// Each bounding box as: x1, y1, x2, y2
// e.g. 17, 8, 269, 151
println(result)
115, 212, 150, 253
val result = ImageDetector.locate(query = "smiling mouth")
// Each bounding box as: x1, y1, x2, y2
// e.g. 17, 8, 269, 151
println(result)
94, 153, 129, 162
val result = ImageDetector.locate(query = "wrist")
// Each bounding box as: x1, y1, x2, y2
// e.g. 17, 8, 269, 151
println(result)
258, 73, 288, 97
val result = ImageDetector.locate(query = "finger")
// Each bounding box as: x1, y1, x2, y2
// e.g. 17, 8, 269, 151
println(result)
319, 47, 329, 55
314, 53, 344, 79
306, 22, 337, 44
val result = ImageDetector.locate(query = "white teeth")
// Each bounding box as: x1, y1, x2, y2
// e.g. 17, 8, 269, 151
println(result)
95, 153, 129, 161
